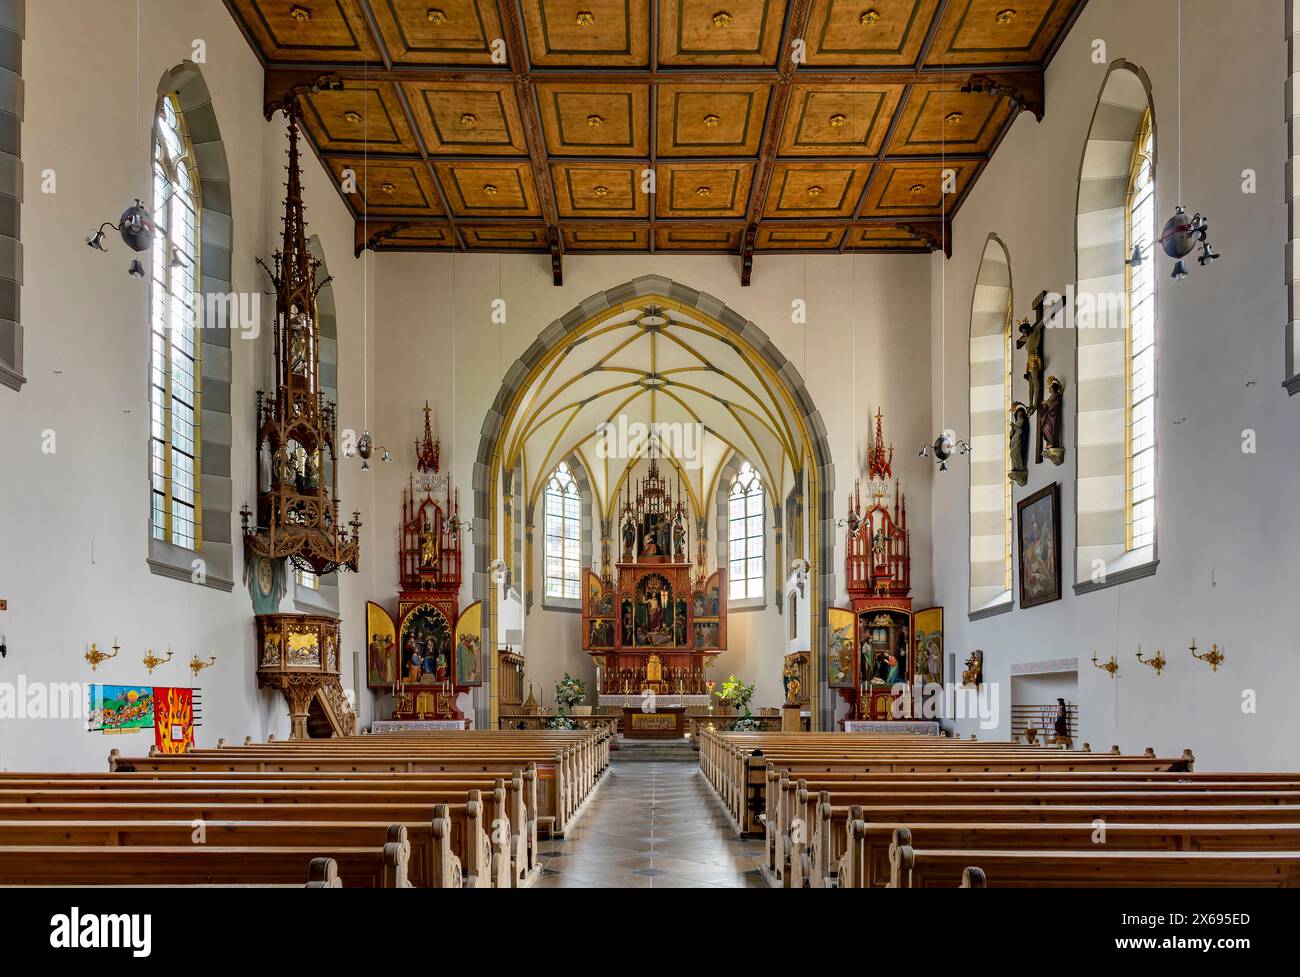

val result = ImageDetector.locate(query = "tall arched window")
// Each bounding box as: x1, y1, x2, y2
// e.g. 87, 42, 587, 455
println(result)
150, 93, 202, 550
1075, 62, 1158, 591
728, 461, 764, 601
1126, 112, 1157, 551
968, 235, 1013, 616
544, 462, 581, 600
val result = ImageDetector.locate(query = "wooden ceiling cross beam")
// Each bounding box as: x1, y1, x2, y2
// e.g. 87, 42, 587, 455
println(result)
740, 0, 814, 286
495, 0, 563, 285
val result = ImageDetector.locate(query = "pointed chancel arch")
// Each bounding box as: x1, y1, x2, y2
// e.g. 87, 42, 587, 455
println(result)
968, 234, 1014, 617
1074, 61, 1158, 592
473, 276, 836, 730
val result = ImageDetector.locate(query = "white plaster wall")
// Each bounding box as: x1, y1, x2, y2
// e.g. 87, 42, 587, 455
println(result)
0, 0, 377, 770
370, 251, 935, 716
929, 0, 1300, 770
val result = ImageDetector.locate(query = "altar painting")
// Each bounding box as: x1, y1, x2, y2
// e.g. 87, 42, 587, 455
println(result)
401, 604, 452, 684
453, 601, 483, 687
366, 600, 398, 687
827, 608, 856, 689
914, 607, 944, 686
632, 573, 677, 646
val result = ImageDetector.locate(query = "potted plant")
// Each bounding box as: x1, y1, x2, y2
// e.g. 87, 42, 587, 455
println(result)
555, 673, 590, 715
714, 674, 760, 732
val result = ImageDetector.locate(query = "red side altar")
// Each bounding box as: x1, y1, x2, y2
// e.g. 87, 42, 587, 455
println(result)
828, 410, 916, 723
365, 404, 482, 724
583, 444, 726, 695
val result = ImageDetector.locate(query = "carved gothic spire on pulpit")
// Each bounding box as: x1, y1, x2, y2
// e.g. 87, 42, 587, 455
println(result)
244, 98, 360, 739
241, 100, 361, 576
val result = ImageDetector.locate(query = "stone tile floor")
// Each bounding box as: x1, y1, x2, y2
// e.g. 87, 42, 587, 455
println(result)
532, 755, 768, 888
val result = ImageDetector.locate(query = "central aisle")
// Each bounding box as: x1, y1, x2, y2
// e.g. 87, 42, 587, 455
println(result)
534, 742, 768, 888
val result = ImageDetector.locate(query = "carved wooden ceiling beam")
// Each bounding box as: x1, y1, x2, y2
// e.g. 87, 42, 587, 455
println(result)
740, 0, 814, 286
899, 221, 953, 258
494, 0, 563, 286
962, 71, 1047, 123
261, 65, 1045, 88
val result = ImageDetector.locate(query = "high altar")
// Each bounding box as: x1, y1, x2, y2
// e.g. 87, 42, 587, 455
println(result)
583, 443, 726, 698
829, 410, 917, 723
364, 404, 482, 725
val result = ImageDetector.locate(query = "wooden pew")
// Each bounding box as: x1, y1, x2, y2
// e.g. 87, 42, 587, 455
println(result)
0, 786, 513, 889
887, 831, 1300, 888
841, 821, 1300, 888
0, 823, 414, 887
0, 816, 475, 888
110, 731, 605, 836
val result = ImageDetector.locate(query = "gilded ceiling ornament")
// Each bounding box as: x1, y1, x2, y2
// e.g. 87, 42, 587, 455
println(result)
712, 11, 733, 28
427, 8, 447, 24
290, 5, 311, 23
575, 10, 595, 27
460, 112, 478, 127
909, 183, 925, 194
807, 185, 824, 197
695, 185, 711, 197
380, 181, 397, 195
593, 185, 609, 197
829, 113, 848, 128
860, 9, 881, 26
586, 114, 604, 127
996, 9, 1017, 25
945, 111, 964, 125
343, 110, 362, 125
483, 184, 499, 196
703, 113, 721, 127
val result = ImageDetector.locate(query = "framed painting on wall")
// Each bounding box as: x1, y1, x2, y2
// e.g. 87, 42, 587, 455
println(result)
1017, 482, 1062, 608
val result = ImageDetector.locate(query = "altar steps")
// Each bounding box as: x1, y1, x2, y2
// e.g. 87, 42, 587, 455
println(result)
613, 738, 697, 763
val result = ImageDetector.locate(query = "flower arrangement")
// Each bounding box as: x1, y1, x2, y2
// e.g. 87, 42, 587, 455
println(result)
714, 674, 759, 731
554, 673, 587, 709
546, 714, 579, 730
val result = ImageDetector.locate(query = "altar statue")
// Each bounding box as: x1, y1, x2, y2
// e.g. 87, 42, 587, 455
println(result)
1038, 376, 1065, 466
420, 525, 440, 568
1009, 402, 1029, 486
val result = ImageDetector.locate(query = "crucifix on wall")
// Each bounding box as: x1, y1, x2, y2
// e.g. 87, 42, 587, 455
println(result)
1016, 291, 1050, 418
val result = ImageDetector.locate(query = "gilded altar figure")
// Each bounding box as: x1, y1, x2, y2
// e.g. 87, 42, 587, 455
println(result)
420, 524, 440, 568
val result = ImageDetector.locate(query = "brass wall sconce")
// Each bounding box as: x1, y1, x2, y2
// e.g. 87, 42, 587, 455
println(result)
190, 654, 216, 679
1091, 650, 1119, 678
1190, 639, 1225, 672
143, 646, 174, 674
86, 639, 120, 671
1135, 644, 1166, 676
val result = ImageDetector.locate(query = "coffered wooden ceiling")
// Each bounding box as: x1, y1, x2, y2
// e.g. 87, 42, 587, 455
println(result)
226, 0, 1087, 284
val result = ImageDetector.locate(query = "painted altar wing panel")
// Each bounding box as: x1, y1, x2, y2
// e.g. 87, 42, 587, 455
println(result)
914, 606, 944, 687
827, 606, 857, 689
454, 600, 484, 687
365, 600, 399, 689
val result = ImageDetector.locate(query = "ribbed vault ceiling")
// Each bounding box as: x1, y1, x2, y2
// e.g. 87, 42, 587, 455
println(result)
507, 303, 802, 517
